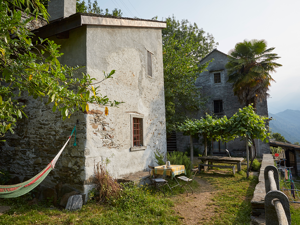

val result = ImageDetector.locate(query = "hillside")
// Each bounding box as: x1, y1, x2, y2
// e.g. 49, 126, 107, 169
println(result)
269, 109, 300, 144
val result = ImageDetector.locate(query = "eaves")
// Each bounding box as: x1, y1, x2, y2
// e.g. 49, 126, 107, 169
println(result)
32, 13, 167, 39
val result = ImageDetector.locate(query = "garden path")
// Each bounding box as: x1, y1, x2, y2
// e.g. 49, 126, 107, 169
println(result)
174, 177, 217, 224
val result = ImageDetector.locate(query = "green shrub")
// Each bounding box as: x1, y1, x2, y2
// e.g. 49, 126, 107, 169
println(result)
154, 149, 165, 165
0, 170, 11, 185
270, 146, 283, 155
154, 150, 192, 176
167, 151, 192, 177
252, 159, 261, 172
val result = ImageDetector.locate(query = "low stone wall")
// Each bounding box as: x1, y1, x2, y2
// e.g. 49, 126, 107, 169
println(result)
251, 154, 274, 224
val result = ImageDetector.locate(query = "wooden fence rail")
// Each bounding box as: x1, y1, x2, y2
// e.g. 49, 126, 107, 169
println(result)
264, 165, 291, 225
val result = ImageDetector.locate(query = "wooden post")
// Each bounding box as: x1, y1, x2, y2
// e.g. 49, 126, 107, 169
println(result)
204, 135, 208, 171
190, 135, 194, 169
246, 136, 249, 178
211, 138, 213, 156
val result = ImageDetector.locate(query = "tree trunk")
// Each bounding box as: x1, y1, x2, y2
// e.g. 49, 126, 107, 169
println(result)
204, 136, 207, 156
190, 135, 194, 169
246, 136, 249, 178
210, 138, 213, 156
249, 138, 257, 172
204, 135, 208, 171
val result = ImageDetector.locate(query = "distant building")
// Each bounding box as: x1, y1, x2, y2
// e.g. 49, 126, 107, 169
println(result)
175, 49, 270, 157
0, 0, 167, 196
269, 140, 300, 176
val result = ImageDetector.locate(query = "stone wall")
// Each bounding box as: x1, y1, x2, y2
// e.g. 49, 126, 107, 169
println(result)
0, 27, 88, 192
251, 154, 274, 223
0, 97, 87, 192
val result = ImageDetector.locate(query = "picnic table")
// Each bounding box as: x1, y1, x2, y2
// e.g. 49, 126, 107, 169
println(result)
198, 156, 244, 172
151, 165, 186, 189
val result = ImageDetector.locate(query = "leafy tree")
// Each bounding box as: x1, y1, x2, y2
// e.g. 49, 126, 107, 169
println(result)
163, 16, 218, 134
76, 0, 122, 17
294, 142, 300, 145
270, 132, 288, 143
0, 0, 120, 139
226, 39, 282, 108
76, 0, 87, 13
178, 114, 236, 164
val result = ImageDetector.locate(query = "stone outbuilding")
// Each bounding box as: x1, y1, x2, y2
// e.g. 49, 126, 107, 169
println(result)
0, 0, 167, 196
269, 140, 300, 176
175, 49, 270, 157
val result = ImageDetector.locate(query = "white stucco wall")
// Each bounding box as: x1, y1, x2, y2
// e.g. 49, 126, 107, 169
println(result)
0, 23, 166, 195
83, 26, 166, 186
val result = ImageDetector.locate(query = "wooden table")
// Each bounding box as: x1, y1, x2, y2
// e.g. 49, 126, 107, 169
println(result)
198, 156, 244, 172
151, 165, 186, 189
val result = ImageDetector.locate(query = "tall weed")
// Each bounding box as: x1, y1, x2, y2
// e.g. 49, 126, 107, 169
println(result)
94, 162, 121, 202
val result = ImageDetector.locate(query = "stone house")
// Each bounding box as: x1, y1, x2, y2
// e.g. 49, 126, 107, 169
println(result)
0, 0, 167, 196
176, 49, 270, 157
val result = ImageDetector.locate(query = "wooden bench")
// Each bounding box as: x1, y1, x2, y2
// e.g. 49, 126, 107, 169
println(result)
198, 164, 236, 175
198, 156, 244, 172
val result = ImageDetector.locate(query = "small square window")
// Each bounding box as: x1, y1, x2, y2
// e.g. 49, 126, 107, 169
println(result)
214, 100, 223, 113
214, 73, 221, 83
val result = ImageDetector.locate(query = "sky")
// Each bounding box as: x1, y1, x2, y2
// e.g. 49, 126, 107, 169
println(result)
97, 0, 300, 114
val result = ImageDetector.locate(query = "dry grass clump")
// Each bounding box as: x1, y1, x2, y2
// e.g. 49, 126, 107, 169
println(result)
94, 162, 121, 202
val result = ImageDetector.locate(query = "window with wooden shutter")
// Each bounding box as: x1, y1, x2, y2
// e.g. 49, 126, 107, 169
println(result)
147, 51, 152, 77
130, 114, 146, 151
133, 118, 143, 146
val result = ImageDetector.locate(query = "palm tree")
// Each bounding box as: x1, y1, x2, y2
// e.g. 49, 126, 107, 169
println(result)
226, 39, 282, 175
225, 39, 282, 108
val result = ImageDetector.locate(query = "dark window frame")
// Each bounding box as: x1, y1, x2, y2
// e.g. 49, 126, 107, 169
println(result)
212, 140, 227, 153
214, 100, 223, 113
214, 73, 221, 83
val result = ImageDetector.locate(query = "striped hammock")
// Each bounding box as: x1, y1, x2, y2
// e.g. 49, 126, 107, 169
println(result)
0, 126, 76, 198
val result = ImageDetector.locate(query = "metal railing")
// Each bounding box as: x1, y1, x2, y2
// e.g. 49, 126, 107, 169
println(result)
264, 165, 291, 225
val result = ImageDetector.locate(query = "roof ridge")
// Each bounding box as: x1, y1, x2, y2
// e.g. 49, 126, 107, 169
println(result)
200, 48, 228, 63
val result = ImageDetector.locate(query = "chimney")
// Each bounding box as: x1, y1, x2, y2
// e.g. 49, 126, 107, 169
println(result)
48, 0, 76, 22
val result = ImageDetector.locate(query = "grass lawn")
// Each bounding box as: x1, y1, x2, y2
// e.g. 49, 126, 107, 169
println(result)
0, 166, 258, 225
0, 183, 180, 225
199, 166, 258, 224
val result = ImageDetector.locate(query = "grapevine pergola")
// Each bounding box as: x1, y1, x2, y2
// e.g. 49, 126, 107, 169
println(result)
178, 105, 270, 177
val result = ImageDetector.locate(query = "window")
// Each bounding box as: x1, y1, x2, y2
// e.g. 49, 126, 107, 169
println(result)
147, 51, 152, 77
130, 114, 146, 151
214, 73, 221, 83
214, 100, 223, 113
133, 118, 143, 146
212, 140, 227, 153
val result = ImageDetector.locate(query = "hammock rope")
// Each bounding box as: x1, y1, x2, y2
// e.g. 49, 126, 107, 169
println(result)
0, 125, 77, 198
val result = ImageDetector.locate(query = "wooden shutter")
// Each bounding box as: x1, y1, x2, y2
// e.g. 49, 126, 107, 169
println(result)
133, 118, 143, 146
147, 51, 152, 77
